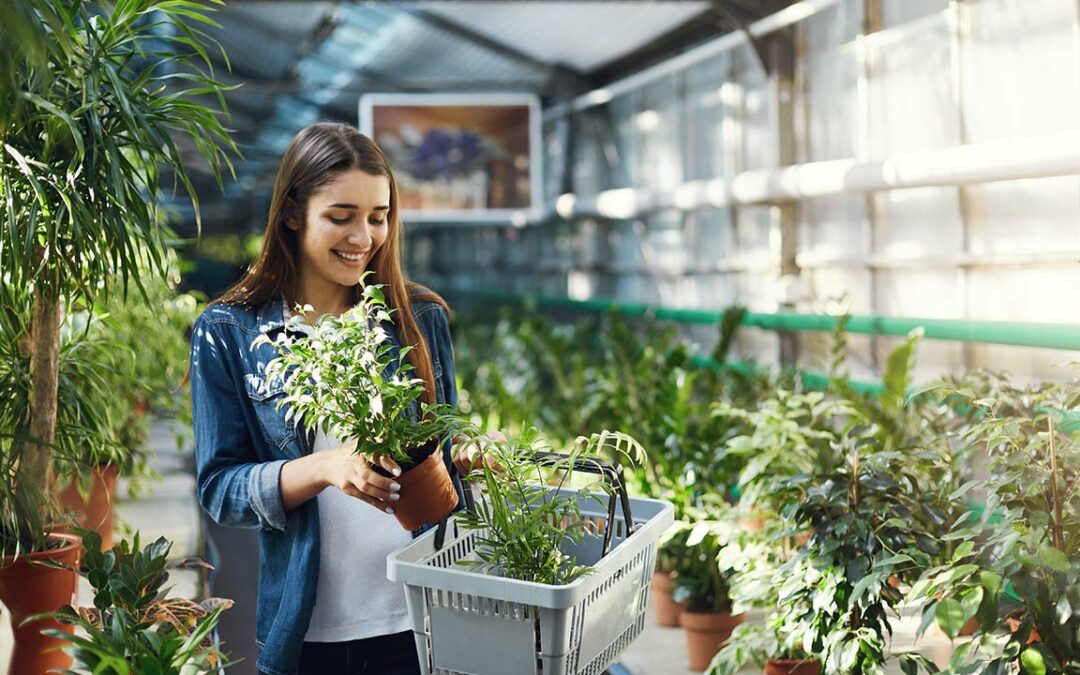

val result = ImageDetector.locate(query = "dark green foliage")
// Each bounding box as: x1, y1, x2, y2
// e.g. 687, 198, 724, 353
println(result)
906, 372, 1080, 674
42, 529, 231, 674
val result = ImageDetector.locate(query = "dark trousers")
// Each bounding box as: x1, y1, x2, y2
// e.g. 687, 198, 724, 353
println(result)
296, 630, 422, 675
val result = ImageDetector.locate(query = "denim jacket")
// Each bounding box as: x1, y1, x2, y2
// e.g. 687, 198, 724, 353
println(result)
189, 295, 463, 675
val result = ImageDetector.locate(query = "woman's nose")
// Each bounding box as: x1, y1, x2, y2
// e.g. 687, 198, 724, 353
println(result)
347, 229, 371, 248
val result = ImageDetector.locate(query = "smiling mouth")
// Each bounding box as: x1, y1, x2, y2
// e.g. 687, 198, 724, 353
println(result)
333, 250, 366, 262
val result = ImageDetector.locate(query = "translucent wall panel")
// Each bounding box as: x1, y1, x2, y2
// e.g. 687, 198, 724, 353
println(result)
683, 54, 731, 181
732, 45, 774, 171
637, 77, 682, 191
882, 0, 947, 27
869, 12, 957, 155
963, 0, 1080, 142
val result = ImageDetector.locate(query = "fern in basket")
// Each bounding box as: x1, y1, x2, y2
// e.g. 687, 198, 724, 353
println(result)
457, 429, 645, 586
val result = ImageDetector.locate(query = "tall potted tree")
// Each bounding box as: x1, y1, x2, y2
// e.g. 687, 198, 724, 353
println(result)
0, 1, 234, 671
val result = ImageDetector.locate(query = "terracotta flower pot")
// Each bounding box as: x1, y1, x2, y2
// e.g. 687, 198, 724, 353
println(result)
1006, 616, 1041, 644
650, 571, 684, 627
392, 451, 459, 531
680, 610, 744, 672
0, 533, 81, 674
58, 464, 119, 550
765, 658, 821, 675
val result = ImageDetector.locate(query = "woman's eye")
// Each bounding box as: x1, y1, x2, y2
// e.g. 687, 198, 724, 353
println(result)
370, 218, 386, 226
329, 216, 350, 224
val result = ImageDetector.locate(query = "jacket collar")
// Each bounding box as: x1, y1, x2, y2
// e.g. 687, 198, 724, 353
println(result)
253, 296, 288, 336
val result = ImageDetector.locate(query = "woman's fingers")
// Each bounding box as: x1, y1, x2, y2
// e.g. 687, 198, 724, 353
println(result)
373, 453, 402, 477
345, 463, 400, 506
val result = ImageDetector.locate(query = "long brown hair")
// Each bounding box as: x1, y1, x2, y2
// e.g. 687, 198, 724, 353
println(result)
216, 122, 448, 404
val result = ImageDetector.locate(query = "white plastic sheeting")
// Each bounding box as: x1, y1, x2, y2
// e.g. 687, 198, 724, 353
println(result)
407, 0, 1080, 384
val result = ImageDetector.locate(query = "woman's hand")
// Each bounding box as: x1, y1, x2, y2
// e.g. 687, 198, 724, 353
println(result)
319, 442, 403, 513
280, 441, 402, 513
453, 431, 507, 476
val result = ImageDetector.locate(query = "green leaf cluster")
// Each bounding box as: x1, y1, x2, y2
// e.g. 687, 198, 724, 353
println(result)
42, 529, 231, 674
263, 276, 458, 465
904, 372, 1080, 674
456, 429, 645, 586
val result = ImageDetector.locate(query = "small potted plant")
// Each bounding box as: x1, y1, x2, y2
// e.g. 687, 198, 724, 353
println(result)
261, 276, 462, 530
669, 509, 744, 672
42, 529, 232, 674
709, 529, 820, 675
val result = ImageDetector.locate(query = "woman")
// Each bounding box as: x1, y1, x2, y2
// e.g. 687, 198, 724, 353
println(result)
190, 122, 491, 675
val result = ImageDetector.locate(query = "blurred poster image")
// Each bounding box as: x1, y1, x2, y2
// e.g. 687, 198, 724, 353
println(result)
360, 94, 540, 222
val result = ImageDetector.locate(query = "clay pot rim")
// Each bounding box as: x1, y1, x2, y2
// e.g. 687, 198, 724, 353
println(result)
679, 610, 745, 629
0, 532, 81, 567
396, 451, 446, 487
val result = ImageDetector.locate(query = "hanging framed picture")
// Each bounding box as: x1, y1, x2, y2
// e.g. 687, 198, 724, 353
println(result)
359, 93, 543, 224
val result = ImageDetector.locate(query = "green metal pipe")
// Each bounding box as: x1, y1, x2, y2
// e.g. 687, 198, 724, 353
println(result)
446, 288, 1080, 351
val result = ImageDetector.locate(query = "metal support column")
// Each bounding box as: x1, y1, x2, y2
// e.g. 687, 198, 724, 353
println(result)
770, 27, 800, 365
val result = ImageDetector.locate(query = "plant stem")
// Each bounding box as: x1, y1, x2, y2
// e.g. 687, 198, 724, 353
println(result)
26, 289, 61, 526
1048, 416, 1065, 551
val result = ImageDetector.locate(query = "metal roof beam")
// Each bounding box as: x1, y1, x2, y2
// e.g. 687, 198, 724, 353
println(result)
400, 6, 560, 79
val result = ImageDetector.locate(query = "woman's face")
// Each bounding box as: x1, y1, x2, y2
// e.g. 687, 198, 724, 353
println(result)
289, 169, 391, 293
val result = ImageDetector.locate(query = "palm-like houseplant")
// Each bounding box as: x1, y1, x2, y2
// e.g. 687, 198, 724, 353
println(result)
0, 0, 235, 669
0, 0, 234, 552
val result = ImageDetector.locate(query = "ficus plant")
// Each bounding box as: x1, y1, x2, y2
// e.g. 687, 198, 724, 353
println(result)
714, 328, 960, 674
903, 372, 1080, 675
261, 276, 459, 467
457, 428, 645, 586
42, 529, 232, 674
0, 0, 236, 556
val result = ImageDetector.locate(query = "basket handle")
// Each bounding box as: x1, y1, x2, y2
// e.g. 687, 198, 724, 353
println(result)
434, 450, 635, 557
528, 451, 634, 557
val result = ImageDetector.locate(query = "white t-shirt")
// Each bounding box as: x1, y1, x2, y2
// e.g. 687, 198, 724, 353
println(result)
303, 428, 413, 642
284, 299, 412, 643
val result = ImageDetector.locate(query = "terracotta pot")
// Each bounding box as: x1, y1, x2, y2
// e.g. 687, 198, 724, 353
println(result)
650, 571, 684, 627
680, 610, 744, 672
765, 658, 821, 675
0, 533, 81, 674
393, 452, 459, 531
58, 464, 119, 550
1006, 616, 1041, 644
930, 592, 977, 637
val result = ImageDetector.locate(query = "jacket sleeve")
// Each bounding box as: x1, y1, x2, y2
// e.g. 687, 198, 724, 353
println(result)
190, 314, 289, 532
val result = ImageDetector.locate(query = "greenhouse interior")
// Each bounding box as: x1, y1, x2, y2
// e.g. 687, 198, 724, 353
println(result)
1, 0, 1078, 674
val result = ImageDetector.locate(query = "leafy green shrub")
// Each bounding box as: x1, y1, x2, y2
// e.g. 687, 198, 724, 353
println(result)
44, 530, 231, 674
905, 372, 1080, 675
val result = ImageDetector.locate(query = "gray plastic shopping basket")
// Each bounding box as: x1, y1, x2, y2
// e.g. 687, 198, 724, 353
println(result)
386, 454, 674, 675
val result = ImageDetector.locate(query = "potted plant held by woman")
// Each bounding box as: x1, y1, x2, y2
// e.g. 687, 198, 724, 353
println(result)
261, 277, 461, 530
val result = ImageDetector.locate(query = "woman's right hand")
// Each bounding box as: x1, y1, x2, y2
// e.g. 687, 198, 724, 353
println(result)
318, 442, 403, 513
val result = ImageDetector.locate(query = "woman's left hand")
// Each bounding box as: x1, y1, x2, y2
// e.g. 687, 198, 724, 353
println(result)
453, 431, 506, 475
